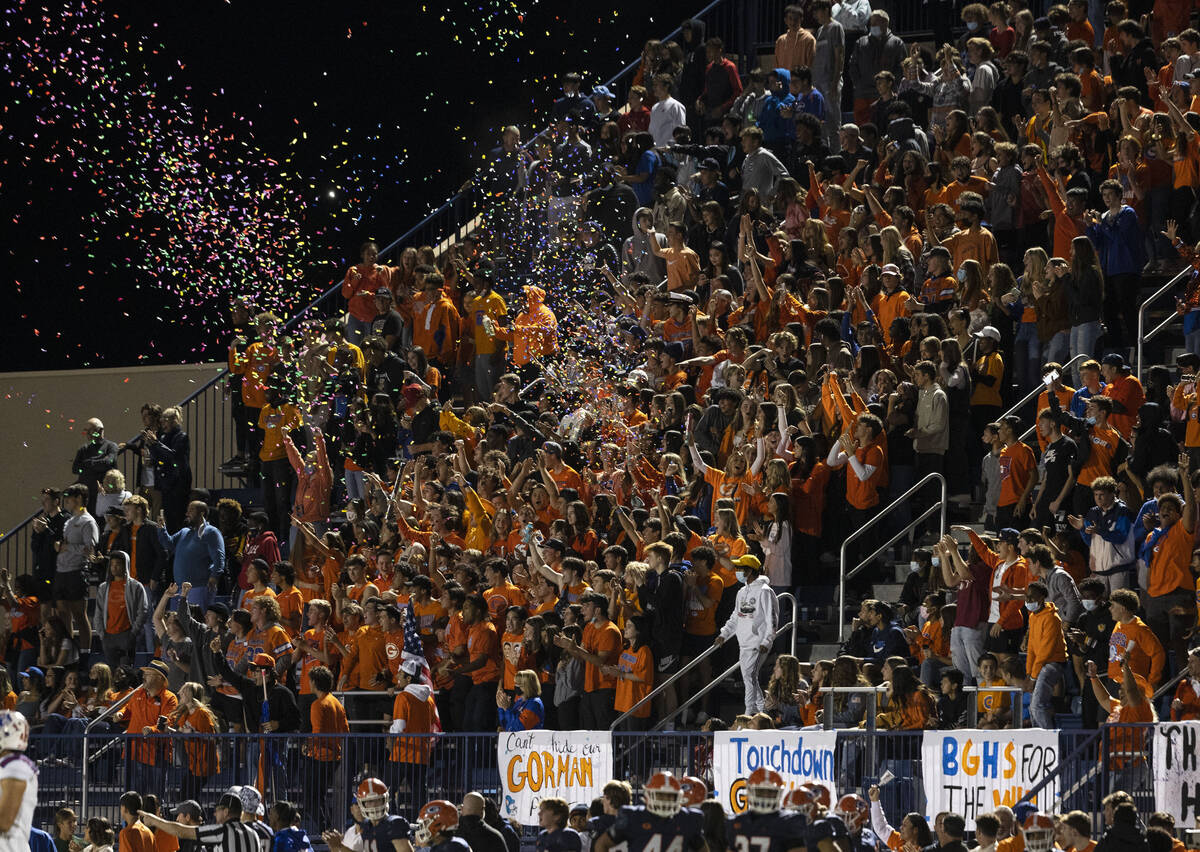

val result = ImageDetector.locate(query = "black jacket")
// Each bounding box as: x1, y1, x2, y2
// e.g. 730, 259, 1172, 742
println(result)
1096, 822, 1149, 852
114, 521, 167, 589
30, 510, 69, 580
456, 816, 507, 852
72, 438, 119, 493
639, 567, 685, 662
212, 650, 300, 733
1112, 37, 1160, 105
150, 427, 192, 492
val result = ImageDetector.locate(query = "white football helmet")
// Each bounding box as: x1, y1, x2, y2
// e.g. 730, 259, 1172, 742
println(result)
0, 711, 29, 753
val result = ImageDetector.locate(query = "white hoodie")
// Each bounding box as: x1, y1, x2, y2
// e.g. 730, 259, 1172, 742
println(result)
718, 575, 778, 647
388, 683, 434, 733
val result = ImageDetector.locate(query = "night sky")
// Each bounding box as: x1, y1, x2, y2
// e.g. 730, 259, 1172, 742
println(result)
1, 0, 701, 371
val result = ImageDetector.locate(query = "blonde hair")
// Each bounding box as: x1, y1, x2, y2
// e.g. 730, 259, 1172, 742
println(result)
515, 669, 541, 698
102, 468, 126, 490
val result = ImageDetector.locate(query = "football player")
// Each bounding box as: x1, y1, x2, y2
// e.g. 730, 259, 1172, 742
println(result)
833, 795, 879, 852
414, 801, 469, 852
680, 777, 708, 808
1021, 813, 1056, 852
0, 712, 35, 852
727, 769, 806, 852
595, 771, 706, 852
324, 779, 413, 852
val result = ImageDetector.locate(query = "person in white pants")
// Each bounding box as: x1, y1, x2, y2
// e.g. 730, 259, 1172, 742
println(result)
715, 555, 779, 715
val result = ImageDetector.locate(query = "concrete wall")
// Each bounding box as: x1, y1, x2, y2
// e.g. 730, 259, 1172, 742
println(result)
0, 362, 227, 535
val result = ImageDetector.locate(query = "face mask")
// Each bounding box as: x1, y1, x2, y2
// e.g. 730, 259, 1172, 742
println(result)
870, 25, 883, 37
931, 556, 940, 567
346, 510, 357, 522
1085, 416, 1096, 426
909, 560, 921, 573
957, 268, 967, 283
1025, 601, 1043, 612
1081, 598, 1099, 611
967, 20, 979, 30
735, 570, 746, 584
917, 605, 929, 623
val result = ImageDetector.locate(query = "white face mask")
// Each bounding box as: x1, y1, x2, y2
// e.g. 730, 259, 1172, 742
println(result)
1025, 601, 1043, 613
870, 25, 884, 37
931, 556, 941, 567
1081, 598, 1099, 611
967, 20, 979, 30
917, 605, 929, 623
909, 560, 921, 573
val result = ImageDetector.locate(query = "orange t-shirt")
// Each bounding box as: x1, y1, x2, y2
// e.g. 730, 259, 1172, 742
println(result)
309, 692, 349, 762
298, 628, 341, 695
174, 706, 218, 778
106, 579, 131, 635
614, 645, 654, 716
1077, 424, 1122, 486
845, 443, 885, 510
155, 827, 179, 852
276, 587, 304, 636
390, 688, 436, 763
467, 620, 501, 685
501, 631, 531, 691
685, 574, 724, 636
484, 581, 528, 629
1148, 520, 1194, 597
120, 823, 156, 852
582, 620, 623, 691
1103, 373, 1145, 439
997, 442, 1036, 507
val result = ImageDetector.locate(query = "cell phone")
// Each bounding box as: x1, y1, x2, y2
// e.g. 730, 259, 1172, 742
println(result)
156, 715, 168, 729
1043, 369, 1059, 387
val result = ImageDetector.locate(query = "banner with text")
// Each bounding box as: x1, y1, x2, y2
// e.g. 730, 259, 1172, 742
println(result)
922, 730, 1059, 828
712, 729, 839, 814
1154, 722, 1200, 823
498, 730, 613, 825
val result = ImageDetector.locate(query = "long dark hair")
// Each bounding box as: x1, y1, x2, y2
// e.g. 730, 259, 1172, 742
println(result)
1070, 235, 1103, 289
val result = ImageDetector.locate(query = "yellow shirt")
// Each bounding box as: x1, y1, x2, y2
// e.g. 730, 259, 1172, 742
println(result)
258, 404, 303, 462
464, 291, 508, 356
971, 352, 1005, 408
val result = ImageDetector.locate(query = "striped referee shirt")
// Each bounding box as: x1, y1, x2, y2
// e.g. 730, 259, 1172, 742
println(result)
196, 821, 268, 852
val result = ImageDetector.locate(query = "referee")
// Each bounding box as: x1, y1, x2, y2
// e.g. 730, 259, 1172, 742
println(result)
140, 791, 261, 852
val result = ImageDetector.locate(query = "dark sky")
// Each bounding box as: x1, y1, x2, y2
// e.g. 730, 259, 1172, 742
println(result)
1, 0, 701, 371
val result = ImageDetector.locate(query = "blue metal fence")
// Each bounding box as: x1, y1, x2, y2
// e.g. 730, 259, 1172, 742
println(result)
35, 726, 1151, 835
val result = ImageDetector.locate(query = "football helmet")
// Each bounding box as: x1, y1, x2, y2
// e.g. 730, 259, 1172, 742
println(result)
644, 771, 685, 818
1022, 813, 1056, 852
679, 775, 708, 807
783, 787, 819, 818
746, 767, 785, 814
415, 800, 459, 846
355, 778, 389, 821
0, 712, 29, 753
835, 794, 869, 831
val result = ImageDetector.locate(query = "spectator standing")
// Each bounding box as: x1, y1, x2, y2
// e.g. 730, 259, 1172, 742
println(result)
1141, 456, 1196, 668
119, 660, 178, 794
119, 793, 156, 852
811, 1, 845, 148
454, 594, 501, 731
937, 534, 989, 684
72, 418, 119, 514
716, 555, 779, 715
959, 526, 1029, 666
157, 502, 225, 609
342, 242, 393, 346
1065, 239, 1105, 381
1086, 180, 1146, 348
739, 127, 790, 201
850, 11, 906, 124
1100, 353, 1145, 440
697, 39, 743, 127
775, 6, 816, 72
1024, 580, 1067, 728
554, 592, 622, 730
56, 483, 96, 662
649, 75, 687, 147
145, 407, 191, 533
31, 488, 69, 604
911, 360, 949, 480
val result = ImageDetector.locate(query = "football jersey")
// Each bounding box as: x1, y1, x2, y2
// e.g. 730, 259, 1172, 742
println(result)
608, 806, 705, 852
363, 816, 412, 852
428, 839, 471, 852
0, 753, 36, 852
536, 827, 583, 852
805, 814, 847, 851
727, 810, 807, 852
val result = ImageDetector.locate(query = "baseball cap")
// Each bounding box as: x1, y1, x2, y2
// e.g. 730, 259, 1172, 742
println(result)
998, 528, 1021, 545
207, 602, 230, 619
400, 659, 423, 678
1101, 352, 1128, 369
929, 245, 951, 259
700, 157, 721, 171
973, 325, 1001, 342
238, 785, 262, 816
252, 653, 276, 669
20, 667, 43, 679
544, 538, 567, 552
880, 263, 901, 277
591, 85, 615, 100
732, 554, 762, 569
374, 287, 393, 298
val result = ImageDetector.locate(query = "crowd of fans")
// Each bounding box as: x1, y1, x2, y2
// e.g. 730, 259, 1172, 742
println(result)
12, 0, 1200, 842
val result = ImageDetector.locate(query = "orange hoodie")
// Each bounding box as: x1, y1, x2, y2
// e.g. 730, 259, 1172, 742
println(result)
1025, 601, 1067, 679
501, 286, 558, 367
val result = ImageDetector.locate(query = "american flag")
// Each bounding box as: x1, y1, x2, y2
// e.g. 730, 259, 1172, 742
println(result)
403, 602, 442, 733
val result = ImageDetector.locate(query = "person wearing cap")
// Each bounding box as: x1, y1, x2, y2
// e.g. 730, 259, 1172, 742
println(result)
496, 285, 557, 380
692, 159, 730, 211
590, 85, 616, 123
873, 262, 912, 348
1099, 352, 1145, 440
369, 287, 403, 352
969, 325, 1005, 457
115, 659, 178, 794
386, 658, 436, 807
954, 525, 1030, 666
141, 790, 261, 852
93, 550, 149, 670
715, 553, 778, 715
172, 801, 204, 852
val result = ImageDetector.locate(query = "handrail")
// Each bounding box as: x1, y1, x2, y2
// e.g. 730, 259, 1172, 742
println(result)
838, 472, 946, 641
1153, 666, 1187, 701
999, 352, 1089, 424
819, 684, 1023, 730
1137, 265, 1193, 380
1016, 727, 1103, 809
610, 591, 796, 731
81, 685, 144, 818
650, 595, 798, 731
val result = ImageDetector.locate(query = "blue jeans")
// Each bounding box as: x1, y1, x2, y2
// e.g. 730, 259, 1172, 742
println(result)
1014, 322, 1040, 394
1031, 661, 1063, 728
474, 355, 497, 402
345, 315, 372, 347
1070, 321, 1103, 382
345, 469, 365, 501
1043, 330, 1069, 365
1187, 328, 1200, 359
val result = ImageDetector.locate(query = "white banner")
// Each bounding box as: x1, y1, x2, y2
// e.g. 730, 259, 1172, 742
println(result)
712, 730, 839, 814
921, 730, 1059, 828
1153, 722, 1200, 823
498, 729, 613, 825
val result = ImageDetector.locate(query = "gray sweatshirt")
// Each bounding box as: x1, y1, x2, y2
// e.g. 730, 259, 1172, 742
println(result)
57, 510, 98, 574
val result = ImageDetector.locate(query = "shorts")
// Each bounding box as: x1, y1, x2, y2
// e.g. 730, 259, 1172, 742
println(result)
52, 570, 87, 602
681, 632, 716, 658
984, 625, 1024, 654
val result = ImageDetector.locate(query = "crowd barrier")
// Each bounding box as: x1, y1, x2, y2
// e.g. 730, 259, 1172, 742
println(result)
27, 725, 1164, 837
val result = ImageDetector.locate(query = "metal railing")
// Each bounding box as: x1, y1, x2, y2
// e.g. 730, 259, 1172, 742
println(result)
819, 684, 1024, 732
1137, 265, 1193, 380
995, 352, 1088, 432
838, 473, 946, 641
80, 686, 142, 820
610, 591, 797, 731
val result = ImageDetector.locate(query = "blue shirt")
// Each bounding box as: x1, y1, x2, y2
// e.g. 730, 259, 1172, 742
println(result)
1070, 383, 1106, 418
631, 151, 660, 206
158, 520, 225, 586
